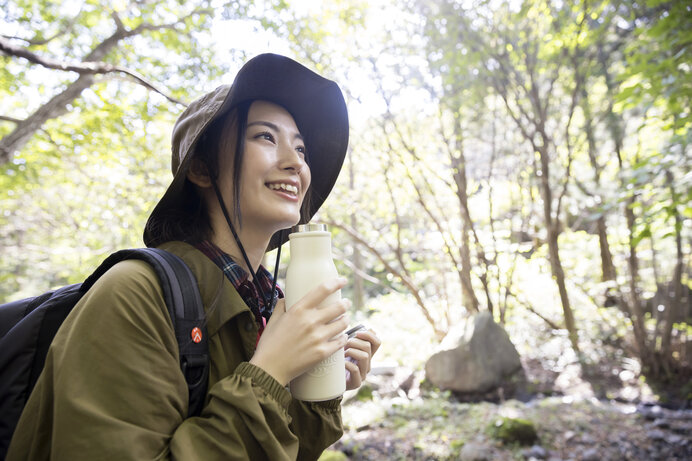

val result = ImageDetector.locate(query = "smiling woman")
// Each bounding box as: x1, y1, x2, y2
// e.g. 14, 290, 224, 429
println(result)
183, 99, 314, 288
6, 52, 381, 461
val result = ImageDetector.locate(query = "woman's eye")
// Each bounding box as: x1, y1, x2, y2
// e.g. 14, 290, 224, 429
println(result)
296, 145, 306, 156
255, 131, 275, 142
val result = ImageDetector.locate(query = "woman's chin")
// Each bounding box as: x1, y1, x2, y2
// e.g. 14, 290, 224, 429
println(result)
268, 215, 302, 234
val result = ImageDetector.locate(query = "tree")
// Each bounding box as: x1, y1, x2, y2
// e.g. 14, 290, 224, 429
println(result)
0, 0, 237, 164
433, 0, 584, 355
0, 0, 255, 300
614, 0, 691, 374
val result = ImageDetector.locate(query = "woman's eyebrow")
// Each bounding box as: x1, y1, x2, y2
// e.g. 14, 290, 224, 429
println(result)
247, 121, 304, 141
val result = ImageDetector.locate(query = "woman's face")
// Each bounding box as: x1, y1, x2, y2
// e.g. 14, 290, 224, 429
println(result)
219, 100, 311, 235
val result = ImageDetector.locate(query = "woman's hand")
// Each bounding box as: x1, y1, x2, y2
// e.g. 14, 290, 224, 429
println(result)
250, 277, 350, 386
345, 329, 381, 390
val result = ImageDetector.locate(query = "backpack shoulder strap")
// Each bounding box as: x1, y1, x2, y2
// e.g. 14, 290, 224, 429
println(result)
83, 248, 209, 417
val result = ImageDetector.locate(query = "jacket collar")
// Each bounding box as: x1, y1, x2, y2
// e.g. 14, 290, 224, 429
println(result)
159, 241, 251, 337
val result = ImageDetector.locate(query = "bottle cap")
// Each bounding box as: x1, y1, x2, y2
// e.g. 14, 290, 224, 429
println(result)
292, 223, 329, 233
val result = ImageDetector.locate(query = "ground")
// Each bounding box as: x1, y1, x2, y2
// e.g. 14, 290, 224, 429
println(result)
319, 359, 692, 461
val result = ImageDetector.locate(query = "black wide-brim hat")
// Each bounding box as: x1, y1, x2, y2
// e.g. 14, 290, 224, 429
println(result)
143, 53, 349, 250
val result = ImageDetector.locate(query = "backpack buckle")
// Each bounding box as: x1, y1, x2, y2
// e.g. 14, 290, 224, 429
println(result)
181, 354, 208, 388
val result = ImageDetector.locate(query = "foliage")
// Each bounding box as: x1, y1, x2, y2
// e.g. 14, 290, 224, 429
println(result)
617, 0, 691, 133
0, 0, 276, 300
354, 382, 374, 402
1, 0, 690, 388
486, 416, 539, 446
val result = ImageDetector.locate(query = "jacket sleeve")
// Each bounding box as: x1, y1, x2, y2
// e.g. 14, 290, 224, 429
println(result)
7, 260, 301, 461
288, 398, 343, 461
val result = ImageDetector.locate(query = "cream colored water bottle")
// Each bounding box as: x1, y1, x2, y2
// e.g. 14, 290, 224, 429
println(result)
285, 223, 346, 401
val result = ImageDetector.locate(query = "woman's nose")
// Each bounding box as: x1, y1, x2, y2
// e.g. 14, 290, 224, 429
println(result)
278, 143, 306, 172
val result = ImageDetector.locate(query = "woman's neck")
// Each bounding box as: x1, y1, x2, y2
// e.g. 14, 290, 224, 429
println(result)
211, 226, 271, 277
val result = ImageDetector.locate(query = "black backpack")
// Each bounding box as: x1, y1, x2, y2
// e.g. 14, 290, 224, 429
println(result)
0, 248, 209, 459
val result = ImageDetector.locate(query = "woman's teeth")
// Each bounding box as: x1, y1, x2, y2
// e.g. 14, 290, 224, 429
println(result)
268, 183, 298, 194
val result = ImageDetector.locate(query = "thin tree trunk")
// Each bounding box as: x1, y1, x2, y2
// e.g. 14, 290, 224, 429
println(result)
660, 170, 683, 367
596, 217, 616, 281
599, 46, 652, 368
579, 86, 616, 281
624, 194, 652, 363
536, 138, 580, 355
452, 121, 480, 313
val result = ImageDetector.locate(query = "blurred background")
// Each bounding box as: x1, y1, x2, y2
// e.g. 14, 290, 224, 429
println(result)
1, 0, 690, 459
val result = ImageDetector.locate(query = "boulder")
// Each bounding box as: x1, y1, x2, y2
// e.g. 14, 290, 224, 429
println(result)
424, 311, 522, 393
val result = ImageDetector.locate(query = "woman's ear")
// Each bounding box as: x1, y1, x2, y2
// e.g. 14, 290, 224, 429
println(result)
187, 159, 212, 188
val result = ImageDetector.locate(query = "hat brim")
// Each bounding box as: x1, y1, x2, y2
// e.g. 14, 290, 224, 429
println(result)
145, 54, 349, 251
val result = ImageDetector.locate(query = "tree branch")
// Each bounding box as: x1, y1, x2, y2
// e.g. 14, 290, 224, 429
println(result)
507, 289, 563, 331
324, 219, 447, 340
0, 36, 187, 106
0, 115, 23, 124
131, 7, 214, 35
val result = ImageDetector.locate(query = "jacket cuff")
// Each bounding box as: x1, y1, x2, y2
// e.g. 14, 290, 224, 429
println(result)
235, 362, 292, 409
303, 396, 342, 413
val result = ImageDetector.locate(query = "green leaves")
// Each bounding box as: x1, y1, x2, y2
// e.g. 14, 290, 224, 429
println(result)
0, 0, 232, 300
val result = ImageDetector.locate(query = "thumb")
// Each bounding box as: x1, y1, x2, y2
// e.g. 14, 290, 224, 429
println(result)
269, 298, 286, 323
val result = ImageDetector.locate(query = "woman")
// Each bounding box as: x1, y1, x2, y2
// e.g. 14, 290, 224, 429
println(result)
7, 53, 380, 460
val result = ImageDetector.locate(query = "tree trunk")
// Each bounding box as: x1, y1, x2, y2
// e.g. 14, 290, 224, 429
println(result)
451, 125, 480, 313
600, 56, 652, 368
660, 170, 684, 366
580, 86, 616, 282
596, 217, 616, 281
0, 74, 96, 162
624, 196, 653, 364
536, 139, 580, 356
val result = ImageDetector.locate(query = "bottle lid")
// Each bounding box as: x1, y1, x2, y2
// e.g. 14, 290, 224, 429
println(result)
292, 223, 328, 233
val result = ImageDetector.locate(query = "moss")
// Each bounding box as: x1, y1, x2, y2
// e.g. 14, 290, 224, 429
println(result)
450, 438, 465, 453
355, 382, 374, 401
486, 417, 538, 446
317, 450, 348, 461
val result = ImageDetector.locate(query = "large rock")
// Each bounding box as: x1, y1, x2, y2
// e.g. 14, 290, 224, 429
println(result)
425, 311, 522, 393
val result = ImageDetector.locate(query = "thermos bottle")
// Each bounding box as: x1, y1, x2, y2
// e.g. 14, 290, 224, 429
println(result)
284, 223, 346, 401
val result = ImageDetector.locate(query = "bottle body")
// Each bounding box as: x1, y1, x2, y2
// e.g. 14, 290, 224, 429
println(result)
284, 225, 346, 401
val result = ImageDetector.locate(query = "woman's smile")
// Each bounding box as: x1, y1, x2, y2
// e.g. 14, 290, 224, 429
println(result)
266, 180, 300, 200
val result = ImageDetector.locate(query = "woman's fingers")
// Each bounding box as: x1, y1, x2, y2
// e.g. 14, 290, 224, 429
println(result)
288, 277, 347, 312
343, 328, 382, 389
345, 359, 361, 390
345, 346, 369, 377
356, 330, 381, 356
313, 298, 350, 325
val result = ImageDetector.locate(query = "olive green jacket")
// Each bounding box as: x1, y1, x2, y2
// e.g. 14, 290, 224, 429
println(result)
7, 241, 343, 460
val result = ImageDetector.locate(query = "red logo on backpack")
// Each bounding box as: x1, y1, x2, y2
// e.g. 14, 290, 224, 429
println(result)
191, 327, 203, 343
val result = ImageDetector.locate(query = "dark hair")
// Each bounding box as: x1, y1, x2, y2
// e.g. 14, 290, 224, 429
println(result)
145, 100, 313, 247
143, 102, 250, 247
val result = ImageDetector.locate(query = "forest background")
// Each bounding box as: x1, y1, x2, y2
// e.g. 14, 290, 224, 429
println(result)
1, 0, 690, 459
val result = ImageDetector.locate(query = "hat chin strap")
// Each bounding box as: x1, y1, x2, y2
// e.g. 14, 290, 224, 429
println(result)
211, 180, 282, 314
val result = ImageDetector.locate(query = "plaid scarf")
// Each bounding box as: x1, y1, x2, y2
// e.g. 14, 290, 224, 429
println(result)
195, 240, 282, 336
